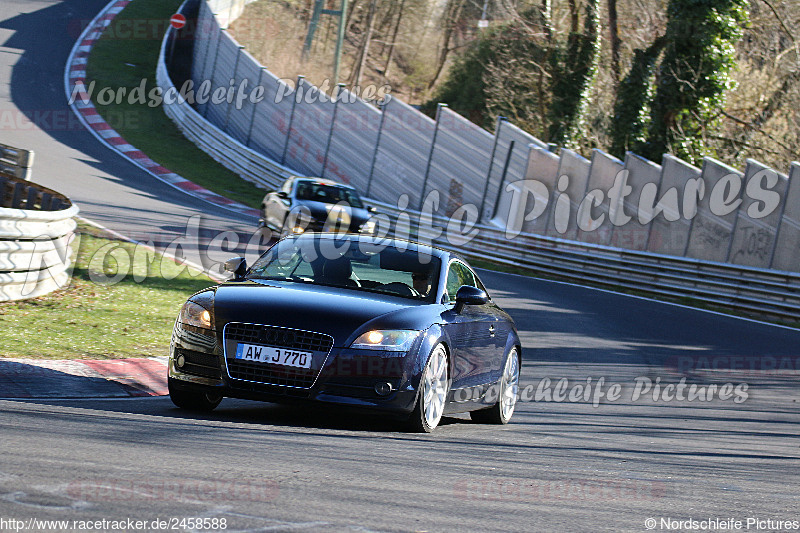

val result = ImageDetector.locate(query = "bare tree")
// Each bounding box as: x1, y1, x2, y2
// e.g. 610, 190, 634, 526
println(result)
608, 0, 621, 83
427, 0, 468, 90
351, 0, 378, 86
383, 0, 407, 79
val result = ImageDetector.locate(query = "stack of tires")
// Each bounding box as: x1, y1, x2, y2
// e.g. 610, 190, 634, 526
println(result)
0, 175, 78, 301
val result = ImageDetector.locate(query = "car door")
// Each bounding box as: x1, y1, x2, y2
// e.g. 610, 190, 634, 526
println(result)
441, 260, 501, 390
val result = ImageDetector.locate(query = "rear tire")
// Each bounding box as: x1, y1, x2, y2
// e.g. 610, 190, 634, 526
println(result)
470, 347, 519, 425
168, 380, 222, 412
407, 344, 449, 433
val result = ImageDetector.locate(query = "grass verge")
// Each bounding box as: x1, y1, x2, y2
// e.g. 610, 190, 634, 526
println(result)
84, 0, 265, 208
0, 224, 216, 359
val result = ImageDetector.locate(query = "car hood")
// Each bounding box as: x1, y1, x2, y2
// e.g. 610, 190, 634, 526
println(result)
296, 200, 371, 225
212, 281, 414, 346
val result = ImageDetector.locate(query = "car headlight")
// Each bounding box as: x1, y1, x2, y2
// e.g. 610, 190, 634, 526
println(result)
351, 330, 420, 351
360, 219, 376, 234
179, 300, 213, 330
291, 215, 314, 234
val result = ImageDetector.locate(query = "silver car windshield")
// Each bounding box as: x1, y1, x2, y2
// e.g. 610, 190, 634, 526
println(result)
295, 182, 364, 208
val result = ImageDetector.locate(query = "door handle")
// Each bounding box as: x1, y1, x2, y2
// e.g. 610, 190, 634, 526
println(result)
488, 325, 496, 336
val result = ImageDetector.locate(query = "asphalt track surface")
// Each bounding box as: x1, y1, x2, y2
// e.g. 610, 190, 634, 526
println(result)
1, 1, 799, 532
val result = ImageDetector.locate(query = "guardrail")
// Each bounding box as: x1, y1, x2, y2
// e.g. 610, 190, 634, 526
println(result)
155, 3, 800, 324
367, 201, 800, 322
157, 51, 290, 191
0, 143, 34, 181
0, 175, 78, 302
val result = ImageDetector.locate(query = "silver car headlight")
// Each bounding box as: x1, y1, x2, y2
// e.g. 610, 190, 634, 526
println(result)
350, 330, 420, 351
179, 300, 213, 330
360, 219, 376, 234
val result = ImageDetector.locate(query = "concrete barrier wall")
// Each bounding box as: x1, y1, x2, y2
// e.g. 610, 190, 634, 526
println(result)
772, 163, 800, 272
546, 149, 590, 240
370, 97, 435, 209
728, 160, 789, 269
482, 121, 547, 222
646, 155, 698, 256
685, 158, 744, 263
180, 0, 800, 275
284, 79, 336, 177
324, 89, 382, 191
609, 153, 661, 251
577, 150, 623, 245
425, 106, 494, 217
519, 146, 559, 236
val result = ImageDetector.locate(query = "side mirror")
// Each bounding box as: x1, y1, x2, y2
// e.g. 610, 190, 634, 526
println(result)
367, 206, 377, 213
277, 191, 289, 200
224, 257, 247, 281
454, 285, 488, 313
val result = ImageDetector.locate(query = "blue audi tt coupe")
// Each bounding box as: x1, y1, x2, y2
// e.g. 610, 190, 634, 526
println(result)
168, 233, 521, 432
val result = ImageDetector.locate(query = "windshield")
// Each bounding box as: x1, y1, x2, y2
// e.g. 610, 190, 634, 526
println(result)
295, 181, 364, 208
248, 236, 441, 302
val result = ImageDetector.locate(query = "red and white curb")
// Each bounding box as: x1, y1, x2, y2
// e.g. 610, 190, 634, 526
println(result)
0, 357, 168, 399
64, 0, 260, 219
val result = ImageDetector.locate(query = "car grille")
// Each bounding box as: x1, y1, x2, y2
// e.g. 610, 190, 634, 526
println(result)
223, 323, 333, 389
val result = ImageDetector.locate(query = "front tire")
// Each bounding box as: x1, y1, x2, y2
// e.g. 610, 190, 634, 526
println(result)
408, 343, 449, 433
168, 379, 222, 412
471, 347, 520, 425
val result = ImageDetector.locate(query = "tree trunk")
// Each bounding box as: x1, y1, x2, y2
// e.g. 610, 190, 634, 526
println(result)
427, 0, 467, 90
383, 0, 406, 79
351, 0, 377, 87
541, 0, 552, 40
568, 0, 580, 35
608, 0, 621, 83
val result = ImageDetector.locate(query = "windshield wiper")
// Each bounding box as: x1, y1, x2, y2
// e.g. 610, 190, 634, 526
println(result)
248, 275, 309, 283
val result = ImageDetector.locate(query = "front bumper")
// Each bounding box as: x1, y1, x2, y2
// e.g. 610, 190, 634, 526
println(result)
169, 324, 420, 415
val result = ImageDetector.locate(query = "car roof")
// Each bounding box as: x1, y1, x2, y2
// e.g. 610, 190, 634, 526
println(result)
294, 177, 356, 190
290, 232, 453, 261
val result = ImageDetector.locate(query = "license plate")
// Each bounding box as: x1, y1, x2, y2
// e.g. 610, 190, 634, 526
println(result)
234, 343, 313, 369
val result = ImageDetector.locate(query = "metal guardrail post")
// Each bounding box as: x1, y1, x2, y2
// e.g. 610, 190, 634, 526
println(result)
245, 67, 266, 147
18, 149, 34, 181
281, 75, 304, 166
194, 10, 216, 114
223, 45, 245, 133
203, 27, 225, 118
490, 139, 515, 221
768, 172, 793, 269
682, 159, 708, 257
365, 99, 388, 197
419, 103, 446, 211
321, 83, 345, 179
724, 173, 747, 263
478, 116, 505, 224
642, 154, 667, 251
